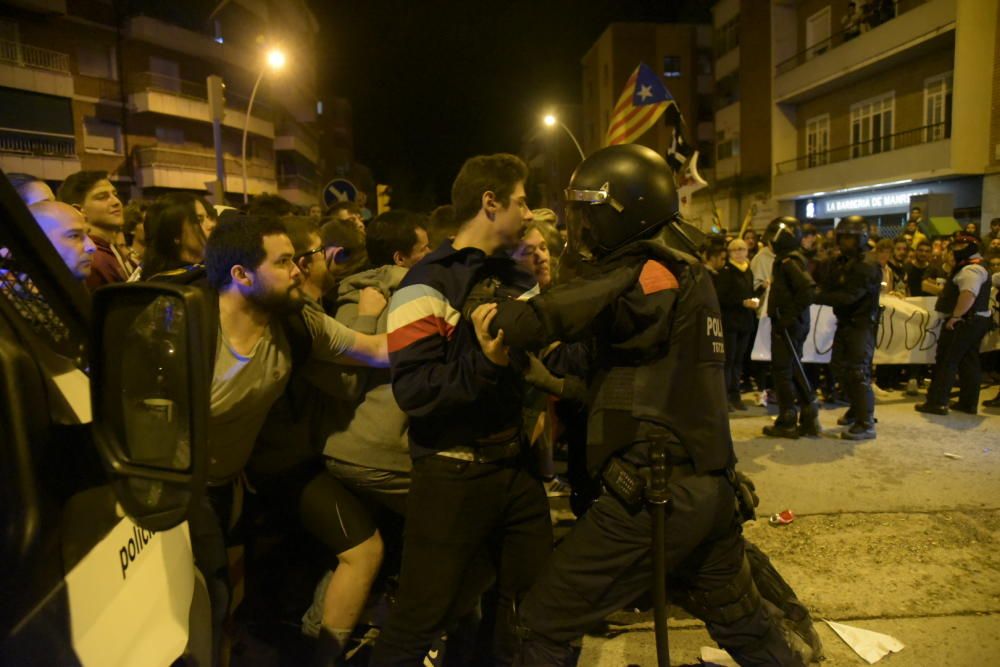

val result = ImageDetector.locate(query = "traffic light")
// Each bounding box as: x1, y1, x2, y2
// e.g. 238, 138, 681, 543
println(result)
207, 75, 226, 121
376, 183, 391, 214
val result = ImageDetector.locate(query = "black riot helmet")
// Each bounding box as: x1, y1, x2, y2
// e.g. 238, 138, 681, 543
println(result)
564, 144, 680, 259
766, 216, 802, 256
835, 215, 869, 257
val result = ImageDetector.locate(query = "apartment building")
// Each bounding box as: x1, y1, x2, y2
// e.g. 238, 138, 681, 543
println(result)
0, 0, 324, 207
580, 22, 715, 223
711, 0, 778, 232
770, 0, 999, 231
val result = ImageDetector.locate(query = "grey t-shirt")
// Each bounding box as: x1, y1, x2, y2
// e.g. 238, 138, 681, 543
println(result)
207, 303, 356, 483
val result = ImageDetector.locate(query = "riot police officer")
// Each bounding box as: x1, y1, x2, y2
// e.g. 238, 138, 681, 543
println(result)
917, 232, 994, 415
483, 145, 813, 666
815, 216, 882, 439
763, 217, 820, 439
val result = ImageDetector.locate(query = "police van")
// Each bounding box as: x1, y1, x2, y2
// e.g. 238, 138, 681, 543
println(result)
0, 172, 212, 666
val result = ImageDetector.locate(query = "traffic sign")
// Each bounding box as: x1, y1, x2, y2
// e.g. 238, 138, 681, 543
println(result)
322, 178, 359, 208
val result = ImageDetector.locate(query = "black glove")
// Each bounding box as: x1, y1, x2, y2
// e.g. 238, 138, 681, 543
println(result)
461, 277, 500, 321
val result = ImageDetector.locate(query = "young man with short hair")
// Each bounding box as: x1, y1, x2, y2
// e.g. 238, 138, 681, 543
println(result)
369, 154, 549, 666
56, 170, 128, 289
29, 201, 96, 281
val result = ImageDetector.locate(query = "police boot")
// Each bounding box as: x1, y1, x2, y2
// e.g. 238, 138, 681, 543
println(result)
763, 410, 800, 439
841, 421, 876, 440
797, 402, 821, 437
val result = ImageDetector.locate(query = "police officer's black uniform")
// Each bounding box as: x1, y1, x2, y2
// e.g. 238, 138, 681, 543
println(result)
815, 217, 882, 439
917, 233, 994, 415
763, 218, 820, 439
489, 145, 812, 666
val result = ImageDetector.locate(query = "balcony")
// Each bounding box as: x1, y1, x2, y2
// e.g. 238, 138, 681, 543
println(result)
134, 145, 276, 195
274, 122, 320, 165
277, 173, 319, 207
774, 0, 955, 104
0, 127, 81, 179
128, 72, 275, 139
0, 39, 74, 97
773, 124, 952, 199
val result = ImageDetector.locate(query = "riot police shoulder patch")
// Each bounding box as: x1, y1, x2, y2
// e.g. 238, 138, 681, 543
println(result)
639, 260, 679, 295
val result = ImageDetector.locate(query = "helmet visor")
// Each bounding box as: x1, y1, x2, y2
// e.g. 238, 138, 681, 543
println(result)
564, 202, 598, 261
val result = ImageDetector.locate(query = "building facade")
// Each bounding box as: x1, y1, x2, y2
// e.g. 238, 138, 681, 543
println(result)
1, 0, 323, 206
771, 0, 999, 232
709, 0, 778, 232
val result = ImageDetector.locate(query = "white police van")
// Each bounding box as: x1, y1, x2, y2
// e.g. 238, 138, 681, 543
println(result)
0, 171, 212, 666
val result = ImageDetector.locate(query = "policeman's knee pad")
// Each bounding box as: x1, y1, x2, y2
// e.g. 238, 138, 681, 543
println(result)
676, 554, 761, 625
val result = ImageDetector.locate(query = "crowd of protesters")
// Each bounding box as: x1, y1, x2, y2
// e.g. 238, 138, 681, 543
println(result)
699, 207, 1000, 418
7, 163, 1000, 665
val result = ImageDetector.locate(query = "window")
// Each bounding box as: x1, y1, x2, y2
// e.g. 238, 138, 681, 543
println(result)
805, 115, 830, 167
663, 56, 681, 78
155, 126, 184, 144
77, 44, 116, 80
83, 118, 121, 154
716, 134, 739, 161
923, 72, 952, 141
715, 72, 740, 109
149, 56, 180, 92
805, 7, 831, 61
851, 93, 894, 158
714, 17, 739, 57
213, 19, 224, 44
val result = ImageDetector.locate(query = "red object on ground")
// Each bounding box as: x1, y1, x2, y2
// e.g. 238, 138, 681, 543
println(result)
769, 510, 796, 526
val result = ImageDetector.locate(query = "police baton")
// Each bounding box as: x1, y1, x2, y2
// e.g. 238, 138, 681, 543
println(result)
781, 327, 814, 398
647, 438, 671, 667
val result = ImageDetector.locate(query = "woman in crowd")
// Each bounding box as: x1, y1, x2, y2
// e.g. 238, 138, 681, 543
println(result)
715, 238, 758, 410
140, 196, 207, 280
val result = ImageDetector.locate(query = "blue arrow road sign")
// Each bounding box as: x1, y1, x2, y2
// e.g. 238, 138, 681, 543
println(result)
322, 178, 359, 208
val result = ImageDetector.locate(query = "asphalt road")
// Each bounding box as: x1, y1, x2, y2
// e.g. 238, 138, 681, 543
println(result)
573, 389, 1000, 666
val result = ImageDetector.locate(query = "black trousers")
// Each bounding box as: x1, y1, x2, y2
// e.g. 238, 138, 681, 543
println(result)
514, 452, 802, 666
770, 321, 810, 413
926, 315, 993, 408
831, 320, 876, 424
724, 326, 753, 401
369, 454, 552, 666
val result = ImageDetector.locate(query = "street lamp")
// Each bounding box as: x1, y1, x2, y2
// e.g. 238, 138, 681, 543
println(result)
242, 47, 286, 204
543, 113, 585, 161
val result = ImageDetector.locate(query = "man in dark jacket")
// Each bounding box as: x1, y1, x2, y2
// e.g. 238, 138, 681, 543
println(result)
486, 145, 814, 666
763, 217, 820, 439
815, 216, 883, 439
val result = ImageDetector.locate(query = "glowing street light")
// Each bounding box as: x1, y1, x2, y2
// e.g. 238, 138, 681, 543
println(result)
242, 47, 287, 204
542, 113, 584, 160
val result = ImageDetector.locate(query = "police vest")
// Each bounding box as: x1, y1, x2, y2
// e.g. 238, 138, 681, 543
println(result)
585, 239, 735, 476
935, 261, 991, 317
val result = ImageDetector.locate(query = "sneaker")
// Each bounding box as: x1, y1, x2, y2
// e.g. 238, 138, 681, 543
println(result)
544, 476, 572, 497
984, 395, 1000, 409
871, 384, 892, 399
756, 391, 768, 407
915, 402, 948, 415
841, 423, 876, 440
905, 379, 919, 396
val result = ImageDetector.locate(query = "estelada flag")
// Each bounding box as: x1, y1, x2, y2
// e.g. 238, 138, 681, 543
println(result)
604, 63, 672, 146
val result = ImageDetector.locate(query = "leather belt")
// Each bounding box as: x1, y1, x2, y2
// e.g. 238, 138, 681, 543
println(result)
436, 436, 522, 464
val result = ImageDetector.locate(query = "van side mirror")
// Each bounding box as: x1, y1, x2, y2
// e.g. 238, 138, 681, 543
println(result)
90, 284, 211, 532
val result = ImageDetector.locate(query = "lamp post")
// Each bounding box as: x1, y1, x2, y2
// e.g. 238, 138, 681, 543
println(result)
242, 48, 285, 205
543, 114, 585, 161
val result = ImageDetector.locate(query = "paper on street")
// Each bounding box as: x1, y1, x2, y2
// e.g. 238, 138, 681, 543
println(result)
824, 619, 905, 664
699, 646, 738, 666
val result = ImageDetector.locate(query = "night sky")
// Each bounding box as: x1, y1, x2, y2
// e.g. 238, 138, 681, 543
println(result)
310, 0, 710, 210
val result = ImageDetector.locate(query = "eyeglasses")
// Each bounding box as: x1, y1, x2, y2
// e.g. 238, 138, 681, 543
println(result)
294, 246, 324, 262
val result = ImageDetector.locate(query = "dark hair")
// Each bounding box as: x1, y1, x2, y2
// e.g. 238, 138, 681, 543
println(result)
451, 153, 528, 224
320, 219, 367, 276
57, 170, 109, 205
123, 200, 148, 244
801, 223, 818, 237
916, 240, 932, 250
326, 201, 360, 217
205, 215, 288, 289
705, 245, 727, 261
141, 199, 203, 279
426, 204, 459, 249
283, 216, 321, 255
6, 173, 45, 203
246, 193, 295, 218
197, 195, 217, 222
366, 210, 427, 267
